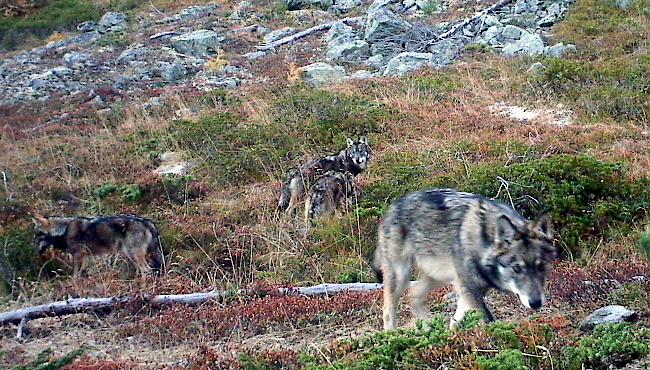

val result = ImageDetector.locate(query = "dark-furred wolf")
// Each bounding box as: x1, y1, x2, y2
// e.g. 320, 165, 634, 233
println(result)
33, 214, 164, 278
373, 189, 556, 330
304, 170, 359, 225
277, 138, 372, 214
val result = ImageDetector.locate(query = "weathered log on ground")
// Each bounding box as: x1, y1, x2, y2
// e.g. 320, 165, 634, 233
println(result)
256, 17, 363, 51
0, 282, 385, 327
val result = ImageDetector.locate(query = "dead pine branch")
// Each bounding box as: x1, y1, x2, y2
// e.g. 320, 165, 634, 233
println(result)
432, 0, 515, 43
256, 17, 364, 51
0, 282, 384, 328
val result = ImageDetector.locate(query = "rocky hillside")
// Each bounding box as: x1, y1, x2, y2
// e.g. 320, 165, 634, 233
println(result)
0, 0, 649, 368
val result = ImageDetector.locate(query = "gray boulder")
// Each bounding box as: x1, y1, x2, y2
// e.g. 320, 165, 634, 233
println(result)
50, 66, 73, 78
154, 152, 193, 176
501, 31, 545, 56
327, 40, 370, 61
364, 8, 413, 44
158, 61, 187, 82
429, 39, 463, 67
579, 306, 636, 331
332, 0, 362, 13
63, 52, 92, 66
545, 42, 576, 58
178, 5, 218, 21
383, 52, 433, 77
171, 30, 224, 57
324, 22, 356, 44
350, 70, 375, 79
299, 62, 346, 87
538, 3, 563, 27
263, 27, 296, 44
98, 12, 128, 33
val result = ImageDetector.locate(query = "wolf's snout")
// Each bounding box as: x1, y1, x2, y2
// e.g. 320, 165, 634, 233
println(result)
529, 297, 543, 309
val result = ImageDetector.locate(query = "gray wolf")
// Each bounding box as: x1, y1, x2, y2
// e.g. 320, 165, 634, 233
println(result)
277, 138, 372, 214
304, 170, 360, 226
373, 189, 556, 330
33, 214, 163, 278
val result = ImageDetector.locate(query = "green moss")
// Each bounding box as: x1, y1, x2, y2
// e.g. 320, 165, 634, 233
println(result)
12, 348, 85, 370
563, 324, 650, 369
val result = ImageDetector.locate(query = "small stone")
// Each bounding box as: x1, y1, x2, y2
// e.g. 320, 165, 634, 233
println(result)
154, 152, 193, 175
243, 51, 267, 60
545, 42, 577, 58
526, 62, 546, 76
616, 0, 633, 9
579, 305, 636, 331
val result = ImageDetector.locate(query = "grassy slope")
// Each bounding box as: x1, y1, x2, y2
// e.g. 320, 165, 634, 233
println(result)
0, 0, 649, 368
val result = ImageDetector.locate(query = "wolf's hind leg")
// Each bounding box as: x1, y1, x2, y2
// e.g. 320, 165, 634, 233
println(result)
410, 275, 445, 322
382, 256, 412, 331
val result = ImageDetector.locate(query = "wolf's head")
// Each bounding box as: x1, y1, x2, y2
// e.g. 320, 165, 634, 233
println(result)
32, 215, 69, 255
345, 137, 373, 171
484, 214, 556, 309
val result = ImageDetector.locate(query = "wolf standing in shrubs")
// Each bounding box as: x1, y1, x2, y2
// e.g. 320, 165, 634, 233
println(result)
33, 214, 164, 278
277, 137, 372, 215
373, 189, 556, 330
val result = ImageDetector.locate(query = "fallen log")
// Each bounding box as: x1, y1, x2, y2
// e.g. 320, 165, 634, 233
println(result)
0, 282, 385, 327
256, 17, 363, 51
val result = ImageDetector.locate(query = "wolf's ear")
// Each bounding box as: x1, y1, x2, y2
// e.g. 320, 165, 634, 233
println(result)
496, 215, 517, 245
32, 214, 50, 229
530, 214, 552, 239
346, 138, 354, 147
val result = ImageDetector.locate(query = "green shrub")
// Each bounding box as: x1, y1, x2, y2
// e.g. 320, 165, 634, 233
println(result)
609, 283, 650, 309
477, 349, 529, 370
169, 113, 294, 186
639, 230, 650, 260
563, 324, 650, 369
273, 88, 393, 149
0, 0, 101, 50
448, 155, 650, 259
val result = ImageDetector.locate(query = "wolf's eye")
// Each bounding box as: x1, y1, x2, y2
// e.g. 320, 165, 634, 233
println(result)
513, 265, 522, 274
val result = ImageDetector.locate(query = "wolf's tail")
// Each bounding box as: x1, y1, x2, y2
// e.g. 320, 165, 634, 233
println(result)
277, 171, 296, 212
145, 221, 164, 274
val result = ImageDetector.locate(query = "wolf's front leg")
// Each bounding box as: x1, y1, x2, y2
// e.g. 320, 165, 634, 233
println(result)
450, 286, 493, 329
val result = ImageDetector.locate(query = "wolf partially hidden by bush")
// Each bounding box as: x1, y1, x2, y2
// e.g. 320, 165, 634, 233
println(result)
277, 138, 372, 217
33, 214, 163, 278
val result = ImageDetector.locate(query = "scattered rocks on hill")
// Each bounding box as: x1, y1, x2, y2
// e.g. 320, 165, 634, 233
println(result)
0, 0, 580, 104
579, 305, 637, 331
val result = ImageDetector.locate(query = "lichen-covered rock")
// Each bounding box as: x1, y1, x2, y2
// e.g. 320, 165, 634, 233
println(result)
545, 42, 576, 58
383, 52, 433, 77
327, 40, 370, 62
171, 30, 224, 57
501, 31, 545, 56
299, 62, 346, 87
98, 12, 128, 33
364, 7, 413, 44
